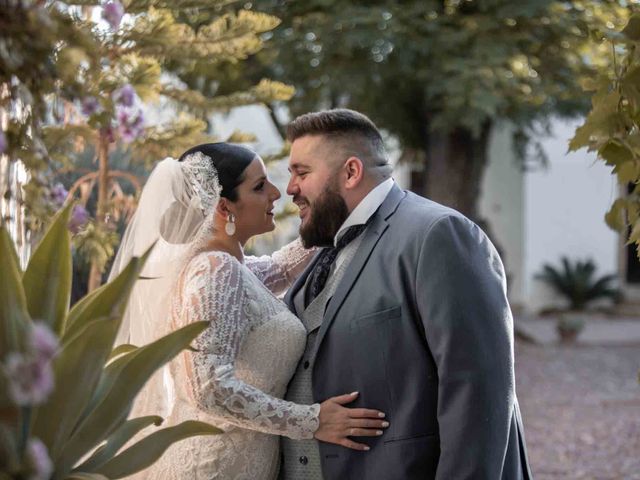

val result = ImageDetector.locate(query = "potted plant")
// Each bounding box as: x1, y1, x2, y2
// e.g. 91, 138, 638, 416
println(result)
536, 257, 620, 311
536, 257, 623, 343
556, 314, 585, 343
0, 203, 221, 480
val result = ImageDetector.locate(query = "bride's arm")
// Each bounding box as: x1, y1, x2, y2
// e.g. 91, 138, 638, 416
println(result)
245, 238, 318, 296
178, 252, 320, 440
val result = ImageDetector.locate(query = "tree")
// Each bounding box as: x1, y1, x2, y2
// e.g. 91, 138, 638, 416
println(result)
570, 13, 640, 252
1, 1, 294, 291
240, 0, 630, 225
0, 0, 99, 262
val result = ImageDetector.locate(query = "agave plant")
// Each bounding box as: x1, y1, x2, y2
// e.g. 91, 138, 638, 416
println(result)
0, 203, 221, 480
536, 256, 620, 311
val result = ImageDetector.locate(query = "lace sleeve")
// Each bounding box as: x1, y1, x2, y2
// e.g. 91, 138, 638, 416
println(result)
245, 238, 317, 296
177, 252, 320, 440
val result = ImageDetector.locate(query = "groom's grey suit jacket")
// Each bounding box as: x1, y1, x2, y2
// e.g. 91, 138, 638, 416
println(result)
284, 184, 532, 480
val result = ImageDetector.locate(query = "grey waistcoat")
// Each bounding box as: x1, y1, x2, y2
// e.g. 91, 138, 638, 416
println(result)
281, 237, 362, 480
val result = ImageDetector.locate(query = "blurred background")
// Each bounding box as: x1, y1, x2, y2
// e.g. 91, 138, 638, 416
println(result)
1, 1, 639, 478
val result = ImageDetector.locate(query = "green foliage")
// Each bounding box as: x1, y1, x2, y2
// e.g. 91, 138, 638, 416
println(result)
2, 1, 295, 290
22, 204, 74, 335
204, 0, 630, 220
0, 2, 98, 170
249, 0, 628, 145
73, 222, 121, 274
536, 257, 619, 310
570, 13, 640, 254
0, 207, 221, 480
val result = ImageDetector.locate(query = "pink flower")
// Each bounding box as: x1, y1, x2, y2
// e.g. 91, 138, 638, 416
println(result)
30, 322, 59, 361
0, 130, 6, 154
102, 1, 124, 30
24, 437, 53, 480
117, 107, 145, 143
50, 183, 68, 208
4, 353, 55, 406
113, 84, 136, 107
81, 96, 101, 116
69, 204, 90, 234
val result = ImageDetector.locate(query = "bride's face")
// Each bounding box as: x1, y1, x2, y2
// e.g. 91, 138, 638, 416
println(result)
229, 157, 281, 240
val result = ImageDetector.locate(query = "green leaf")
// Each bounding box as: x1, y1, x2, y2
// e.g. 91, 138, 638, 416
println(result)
613, 160, 640, 185
63, 245, 153, 341
74, 415, 163, 472
95, 421, 222, 479
627, 200, 640, 225
31, 316, 121, 463
22, 203, 73, 335
621, 65, 640, 113
600, 140, 633, 167
605, 198, 627, 232
569, 118, 597, 152
0, 224, 29, 358
630, 221, 640, 245
58, 321, 208, 474
621, 14, 640, 42
108, 343, 138, 362
570, 90, 625, 152
65, 285, 104, 329
64, 474, 109, 480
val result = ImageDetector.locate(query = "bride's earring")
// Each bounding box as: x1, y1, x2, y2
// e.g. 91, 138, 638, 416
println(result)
225, 213, 236, 236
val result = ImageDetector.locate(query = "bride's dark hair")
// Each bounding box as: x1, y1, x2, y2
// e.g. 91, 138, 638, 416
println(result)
178, 142, 257, 201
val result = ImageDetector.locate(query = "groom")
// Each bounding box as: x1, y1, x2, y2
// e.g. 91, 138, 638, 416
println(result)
281, 109, 532, 479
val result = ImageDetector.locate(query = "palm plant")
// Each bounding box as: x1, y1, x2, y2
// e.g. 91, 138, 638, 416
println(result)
536, 257, 619, 311
0, 203, 221, 480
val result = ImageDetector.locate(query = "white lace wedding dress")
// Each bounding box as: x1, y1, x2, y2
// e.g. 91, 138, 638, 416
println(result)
145, 239, 320, 479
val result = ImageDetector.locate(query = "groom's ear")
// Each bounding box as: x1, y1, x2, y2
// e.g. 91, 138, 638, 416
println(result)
344, 156, 365, 189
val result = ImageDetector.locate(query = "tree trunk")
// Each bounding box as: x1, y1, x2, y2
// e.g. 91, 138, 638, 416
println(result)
87, 132, 110, 292
416, 121, 492, 224
411, 120, 509, 269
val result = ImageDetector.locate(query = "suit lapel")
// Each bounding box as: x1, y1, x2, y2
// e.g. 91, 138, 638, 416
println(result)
312, 184, 406, 359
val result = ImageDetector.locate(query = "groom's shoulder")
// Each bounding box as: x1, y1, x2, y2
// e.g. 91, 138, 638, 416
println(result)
395, 189, 468, 229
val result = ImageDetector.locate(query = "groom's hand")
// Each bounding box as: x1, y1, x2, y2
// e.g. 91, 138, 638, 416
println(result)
314, 391, 389, 451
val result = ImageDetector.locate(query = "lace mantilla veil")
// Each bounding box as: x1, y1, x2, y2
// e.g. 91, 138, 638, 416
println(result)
108, 152, 222, 418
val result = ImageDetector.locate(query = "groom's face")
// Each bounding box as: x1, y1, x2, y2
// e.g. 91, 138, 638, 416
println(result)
288, 135, 349, 248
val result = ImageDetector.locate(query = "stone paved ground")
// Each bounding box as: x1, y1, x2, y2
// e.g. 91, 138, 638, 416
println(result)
516, 343, 640, 479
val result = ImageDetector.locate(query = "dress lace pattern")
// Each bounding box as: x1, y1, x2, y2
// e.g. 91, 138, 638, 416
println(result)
143, 239, 319, 480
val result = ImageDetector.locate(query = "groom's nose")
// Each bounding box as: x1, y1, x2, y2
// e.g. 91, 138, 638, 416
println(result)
286, 177, 298, 196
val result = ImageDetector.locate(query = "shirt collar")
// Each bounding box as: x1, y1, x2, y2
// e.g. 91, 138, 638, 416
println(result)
334, 178, 395, 247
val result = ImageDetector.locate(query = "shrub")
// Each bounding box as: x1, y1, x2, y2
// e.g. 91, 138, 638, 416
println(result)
536, 257, 619, 311
0, 204, 220, 480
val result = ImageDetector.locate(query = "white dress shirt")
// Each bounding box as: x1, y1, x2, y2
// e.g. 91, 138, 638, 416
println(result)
331, 178, 395, 273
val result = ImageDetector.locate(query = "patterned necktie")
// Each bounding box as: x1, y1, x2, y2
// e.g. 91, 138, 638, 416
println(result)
305, 224, 367, 307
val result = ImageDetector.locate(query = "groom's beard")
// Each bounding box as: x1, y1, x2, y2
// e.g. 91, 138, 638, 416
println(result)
298, 179, 349, 249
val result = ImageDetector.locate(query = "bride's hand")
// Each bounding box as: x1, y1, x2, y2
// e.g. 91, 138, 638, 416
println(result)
314, 391, 389, 451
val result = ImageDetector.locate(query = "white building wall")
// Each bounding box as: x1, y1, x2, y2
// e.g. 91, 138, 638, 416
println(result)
479, 124, 526, 309
522, 119, 619, 312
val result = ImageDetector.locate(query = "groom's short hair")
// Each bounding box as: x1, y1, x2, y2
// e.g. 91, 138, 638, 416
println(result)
287, 109, 391, 177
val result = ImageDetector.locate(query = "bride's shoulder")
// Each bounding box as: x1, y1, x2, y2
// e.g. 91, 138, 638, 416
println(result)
184, 250, 245, 279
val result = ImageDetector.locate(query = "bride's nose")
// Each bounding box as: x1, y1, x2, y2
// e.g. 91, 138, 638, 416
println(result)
269, 183, 281, 201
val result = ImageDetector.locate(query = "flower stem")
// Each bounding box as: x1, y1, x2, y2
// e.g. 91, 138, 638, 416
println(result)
17, 406, 31, 458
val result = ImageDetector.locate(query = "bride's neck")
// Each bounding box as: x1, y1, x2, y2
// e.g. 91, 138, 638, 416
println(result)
202, 234, 245, 263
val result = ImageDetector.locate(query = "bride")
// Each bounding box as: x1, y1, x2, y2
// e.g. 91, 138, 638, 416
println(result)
109, 143, 388, 479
